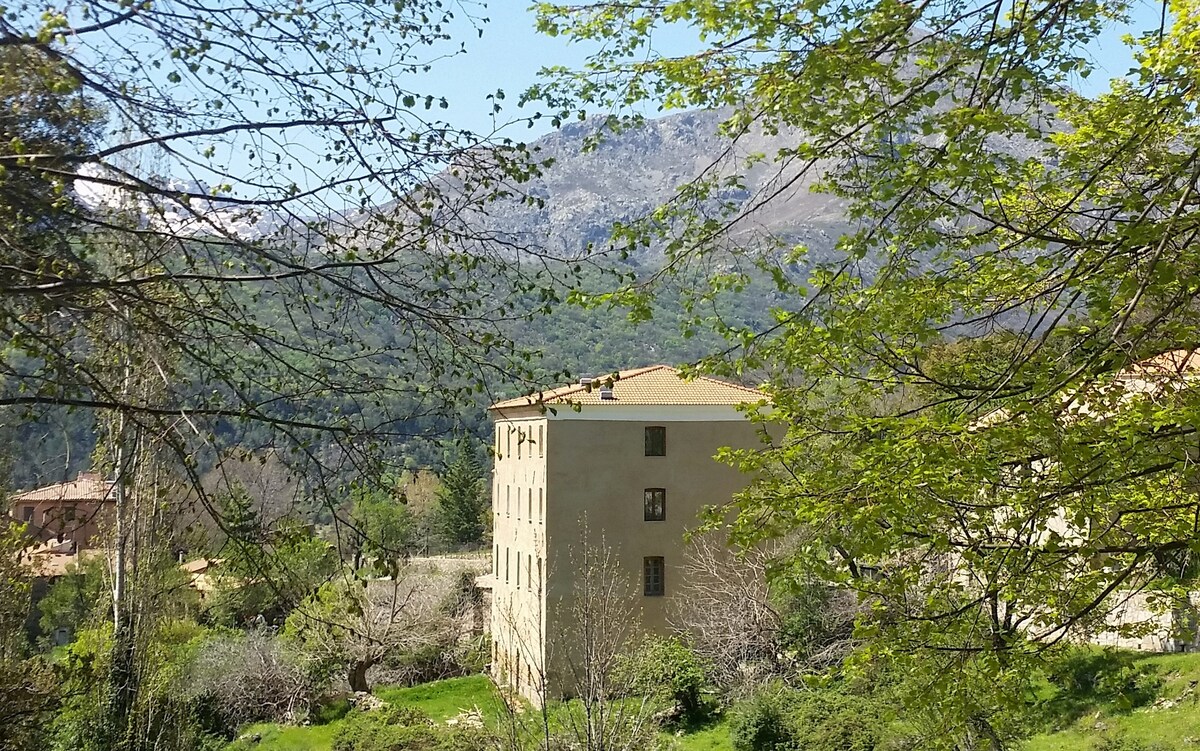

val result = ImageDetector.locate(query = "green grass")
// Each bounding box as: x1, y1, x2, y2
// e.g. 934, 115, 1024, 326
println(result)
229, 675, 502, 751
670, 715, 735, 751
1023, 651, 1200, 751
230, 722, 341, 751
375, 675, 501, 722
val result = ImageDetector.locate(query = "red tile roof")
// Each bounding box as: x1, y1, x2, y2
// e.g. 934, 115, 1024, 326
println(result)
11, 472, 117, 504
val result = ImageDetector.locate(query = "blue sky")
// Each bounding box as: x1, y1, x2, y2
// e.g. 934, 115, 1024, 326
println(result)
428, 1, 1170, 139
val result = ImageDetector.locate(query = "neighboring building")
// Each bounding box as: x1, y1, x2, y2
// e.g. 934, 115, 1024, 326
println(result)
970, 349, 1200, 653
9, 471, 117, 552
487, 365, 768, 703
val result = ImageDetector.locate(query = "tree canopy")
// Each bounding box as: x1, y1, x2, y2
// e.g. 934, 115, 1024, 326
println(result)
0, 0, 576, 505
532, 0, 1200, 744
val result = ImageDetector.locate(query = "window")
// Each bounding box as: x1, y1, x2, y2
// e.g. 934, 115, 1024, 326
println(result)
644, 489, 666, 521
516, 489, 521, 521
538, 425, 544, 457
643, 557, 665, 596
527, 491, 532, 523
538, 488, 543, 522
64, 506, 75, 522
517, 428, 523, 459
506, 486, 511, 517
516, 551, 521, 587
645, 426, 666, 456
505, 548, 510, 583
21, 506, 33, 522
526, 557, 532, 590
494, 545, 499, 572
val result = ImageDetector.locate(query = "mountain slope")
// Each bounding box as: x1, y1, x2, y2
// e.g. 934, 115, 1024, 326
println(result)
476, 108, 849, 260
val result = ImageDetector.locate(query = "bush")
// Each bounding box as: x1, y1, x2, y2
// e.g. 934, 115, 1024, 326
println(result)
1047, 649, 1163, 711
184, 630, 322, 727
621, 636, 711, 722
732, 688, 885, 751
732, 693, 792, 751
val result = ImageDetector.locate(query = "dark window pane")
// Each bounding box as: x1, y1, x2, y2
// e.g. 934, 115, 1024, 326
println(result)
645, 426, 666, 456
644, 488, 666, 521
643, 556, 665, 596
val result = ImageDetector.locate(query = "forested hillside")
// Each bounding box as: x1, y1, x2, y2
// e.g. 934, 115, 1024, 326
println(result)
6, 110, 802, 491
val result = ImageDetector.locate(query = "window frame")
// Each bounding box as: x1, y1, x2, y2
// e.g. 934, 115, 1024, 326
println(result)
643, 556, 665, 597
644, 426, 666, 456
643, 488, 666, 522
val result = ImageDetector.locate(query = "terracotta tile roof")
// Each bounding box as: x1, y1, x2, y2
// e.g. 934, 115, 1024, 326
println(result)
973, 348, 1200, 429
489, 364, 768, 410
1119, 348, 1200, 381
180, 558, 223, 575
11, 472, 117, 505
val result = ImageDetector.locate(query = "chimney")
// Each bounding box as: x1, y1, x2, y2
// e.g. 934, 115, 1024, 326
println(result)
599, 386, 615, 401
579, 376, 593, 388
77, 471, 102, 482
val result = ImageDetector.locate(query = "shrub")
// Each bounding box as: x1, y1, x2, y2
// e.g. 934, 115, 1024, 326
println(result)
732, 693, 792, 751
184, 630, 321, 727
621, 636, 711, 722
1046, 649, 1163, 711
732, 688, 885, 751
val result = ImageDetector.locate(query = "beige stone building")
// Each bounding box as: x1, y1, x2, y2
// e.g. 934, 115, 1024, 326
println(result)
486, 365, 768, 703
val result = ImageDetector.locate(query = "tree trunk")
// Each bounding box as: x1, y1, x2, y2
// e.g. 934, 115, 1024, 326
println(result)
348, 660, 372, 693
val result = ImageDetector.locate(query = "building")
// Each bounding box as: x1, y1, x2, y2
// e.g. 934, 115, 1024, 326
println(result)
487, 365, 768, 703
9, 471, 117, 552
967, 349, 1200, 653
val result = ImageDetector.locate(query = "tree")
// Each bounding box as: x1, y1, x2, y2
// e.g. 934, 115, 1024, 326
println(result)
204, 493, 338, 627
0, 6, 574, 739
284, 563, 461, 693
669, 534, 859, 693
347, 482, 416, 573
556, 531, 656, 751
530, 0, 1200, 743
0, 0, 573, 538
435, 440, 487, 548
0, 524, 58, 751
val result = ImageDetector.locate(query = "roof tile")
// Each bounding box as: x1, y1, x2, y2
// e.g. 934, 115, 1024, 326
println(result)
489, 364, 767, 410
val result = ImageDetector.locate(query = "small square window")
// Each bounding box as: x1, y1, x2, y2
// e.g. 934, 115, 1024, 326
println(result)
645, 426, 666, 456
21, 506, 33, 522
643, 556, 665, 596
644, 489, 666, 521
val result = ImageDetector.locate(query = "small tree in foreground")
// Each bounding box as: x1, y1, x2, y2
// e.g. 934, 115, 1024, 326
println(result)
284, 564, 460, 693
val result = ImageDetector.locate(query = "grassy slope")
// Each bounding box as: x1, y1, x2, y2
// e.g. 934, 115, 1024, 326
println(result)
231, 654, 1200, 751
375, 676, 500, 722
231, 675, 733, 751
1024, 652, 1200, 751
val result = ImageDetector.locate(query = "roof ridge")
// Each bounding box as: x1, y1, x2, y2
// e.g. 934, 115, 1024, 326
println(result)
489, 363, 766, 410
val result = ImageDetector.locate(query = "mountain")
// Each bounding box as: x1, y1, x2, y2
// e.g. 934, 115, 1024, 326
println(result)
461, 108, 851, 262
